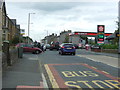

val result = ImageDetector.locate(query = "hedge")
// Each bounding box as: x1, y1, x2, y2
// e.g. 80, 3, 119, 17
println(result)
100, 44, 118, 49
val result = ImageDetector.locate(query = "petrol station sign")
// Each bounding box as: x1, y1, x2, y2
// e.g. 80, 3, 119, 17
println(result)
97, 25, 105, 44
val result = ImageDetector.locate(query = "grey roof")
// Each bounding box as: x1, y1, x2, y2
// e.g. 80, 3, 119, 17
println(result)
11, 19, 16, 25
17, 25, 20, 29
106, 33, 115, 40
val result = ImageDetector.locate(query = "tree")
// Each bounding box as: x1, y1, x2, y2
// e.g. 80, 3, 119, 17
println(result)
10, 36, 20, 45
64, 35, 69, 43
112, 21, 119, 44
79, 35, 88, 44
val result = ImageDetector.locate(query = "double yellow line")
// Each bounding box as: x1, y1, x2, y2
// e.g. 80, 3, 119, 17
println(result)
44, 64, 59, 88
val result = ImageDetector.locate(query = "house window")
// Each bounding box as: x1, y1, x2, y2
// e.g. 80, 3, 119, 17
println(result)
2, 34, 6, 41
3, 30, 5, 34
6, 17, 8, 28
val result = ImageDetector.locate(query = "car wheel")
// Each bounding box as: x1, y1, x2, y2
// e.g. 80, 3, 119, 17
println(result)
59, 52, 61, 54
61, 52, 64, 55
73, 52, 76, 55
35, 50, 40, 54
50, 49, 52, 51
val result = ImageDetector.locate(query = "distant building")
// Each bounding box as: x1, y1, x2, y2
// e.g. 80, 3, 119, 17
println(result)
0, 0, 3, 50
69, 34, 81, 44
22, 36, 33, 44
43, 33, 58, 44
59, 30, 72, 44
105, 30, 118, 44
1, 1, 24, 45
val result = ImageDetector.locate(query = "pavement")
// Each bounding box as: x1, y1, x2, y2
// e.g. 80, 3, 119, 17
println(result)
77, 49, 119, 68
78, 49, 119, 58
0, 51, 2, 90
2, 53, 44, 90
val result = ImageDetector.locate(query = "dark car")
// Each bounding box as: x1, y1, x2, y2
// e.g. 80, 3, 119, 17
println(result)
16, 43, 42, 54
45, 44, 50, 49
49, 42, 60, 51
73, 44, 79, 49
91, 45, 101, 49
59, 43, 76, 55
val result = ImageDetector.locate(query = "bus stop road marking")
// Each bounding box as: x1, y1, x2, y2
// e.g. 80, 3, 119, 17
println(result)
44, 63, 119, 88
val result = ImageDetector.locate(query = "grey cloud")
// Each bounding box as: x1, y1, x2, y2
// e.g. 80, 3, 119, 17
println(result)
7, 2, 115, 12
9, 2, 81, 11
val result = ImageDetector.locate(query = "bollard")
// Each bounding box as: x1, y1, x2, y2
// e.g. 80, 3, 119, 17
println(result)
18, 46, 23, 58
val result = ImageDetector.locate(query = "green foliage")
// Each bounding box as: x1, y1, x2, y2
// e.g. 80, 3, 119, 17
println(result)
100, 44, 118, 49
11, 36, 20, 45
64, 35, 69, 43
80, 36, 88, 44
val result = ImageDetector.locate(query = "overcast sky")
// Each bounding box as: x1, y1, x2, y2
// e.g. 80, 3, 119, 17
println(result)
5, 0, 119, 41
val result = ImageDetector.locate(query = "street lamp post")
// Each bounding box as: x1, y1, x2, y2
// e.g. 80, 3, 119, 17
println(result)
44, 30, 48, 44
44, 30, 48, 36
28, 13, 35, 43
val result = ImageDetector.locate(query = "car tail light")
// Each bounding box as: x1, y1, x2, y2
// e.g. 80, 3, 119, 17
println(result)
73, 46, 75, 49
62, 46, 65, 48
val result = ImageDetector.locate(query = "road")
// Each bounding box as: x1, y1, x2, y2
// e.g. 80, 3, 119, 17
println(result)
2, 49, 119, 89
38, 49, 120, 89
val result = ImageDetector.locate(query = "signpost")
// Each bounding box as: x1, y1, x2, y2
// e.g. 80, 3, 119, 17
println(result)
97, 25, 105, 44
118, 1, 120, 53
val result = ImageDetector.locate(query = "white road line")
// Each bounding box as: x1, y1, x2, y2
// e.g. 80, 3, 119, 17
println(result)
77, 54, 119, 68
42, 73, 49, 89
36, 55, 49, 89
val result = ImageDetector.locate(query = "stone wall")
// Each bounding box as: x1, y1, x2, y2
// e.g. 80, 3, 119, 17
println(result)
2, 52, 7, 71
2, 48, 19, 71
0, 5, 2, 51
9, 48, 19, 65
101, 49, 118, 54
2, 41, 20, 71
91, 48, 118, 54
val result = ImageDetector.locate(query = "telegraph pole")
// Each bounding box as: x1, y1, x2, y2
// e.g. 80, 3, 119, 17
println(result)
27, 13, 35, 43
28, 13, 30, 43
118, 1, 120, 54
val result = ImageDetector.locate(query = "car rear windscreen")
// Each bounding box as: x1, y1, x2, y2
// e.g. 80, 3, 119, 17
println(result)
63, 44, 73, 47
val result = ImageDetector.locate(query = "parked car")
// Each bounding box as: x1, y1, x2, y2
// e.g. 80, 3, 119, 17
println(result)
45, 44, 50, 49
49, 41, 60, 51
40, 43, 46, 51
73, 44, 79, 49
59, 43, 76, 55
91, 45, 101, 49
16, 43, 42, 54
15, 43, 25, 47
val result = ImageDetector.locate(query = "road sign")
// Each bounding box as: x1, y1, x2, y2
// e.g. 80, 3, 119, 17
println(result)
97, 25, 105, 43
117, 34, 120, 37
98, 34, 104, 38
97, 25, 105, 33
